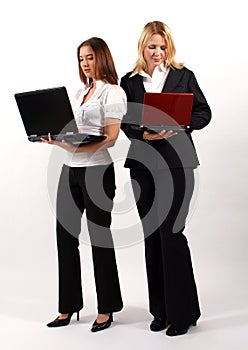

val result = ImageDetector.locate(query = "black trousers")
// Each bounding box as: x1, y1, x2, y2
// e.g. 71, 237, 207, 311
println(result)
130, 167, 201, 328
56, 163, 123, 314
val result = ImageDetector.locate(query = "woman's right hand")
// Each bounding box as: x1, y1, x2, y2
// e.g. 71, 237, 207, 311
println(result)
40, 133, 77, 152
40, 132, 56, 145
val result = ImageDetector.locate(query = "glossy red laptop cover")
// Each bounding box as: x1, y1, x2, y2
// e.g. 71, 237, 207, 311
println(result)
142, 92, 194, 129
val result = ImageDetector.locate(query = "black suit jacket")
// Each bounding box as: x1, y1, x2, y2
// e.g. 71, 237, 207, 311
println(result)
120, 66, 212, 169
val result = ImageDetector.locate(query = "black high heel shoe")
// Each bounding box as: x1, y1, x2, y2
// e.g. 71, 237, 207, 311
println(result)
46, 311, 80, 327
91, 313, 113, 333
166, 321, 197, 337
150, 317, 167, 332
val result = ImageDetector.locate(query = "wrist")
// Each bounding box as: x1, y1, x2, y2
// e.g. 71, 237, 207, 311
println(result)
143, 133, 153, 144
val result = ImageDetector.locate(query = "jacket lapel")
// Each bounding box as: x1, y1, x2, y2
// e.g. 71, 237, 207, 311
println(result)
130, 75, 146, 102
162, 67, 183, 92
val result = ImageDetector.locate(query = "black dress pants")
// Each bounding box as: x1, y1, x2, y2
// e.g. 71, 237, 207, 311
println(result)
56, 163, 123, 314
130, 167, 200, 328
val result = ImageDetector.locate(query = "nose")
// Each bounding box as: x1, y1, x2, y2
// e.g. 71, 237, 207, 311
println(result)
81, 59, 88, 67
154, 47, 160, 56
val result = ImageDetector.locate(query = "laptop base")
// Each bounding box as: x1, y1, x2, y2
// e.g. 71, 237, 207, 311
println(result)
144, 125, 188, 132
28, 134, 106, 145
131, 125, 188, 133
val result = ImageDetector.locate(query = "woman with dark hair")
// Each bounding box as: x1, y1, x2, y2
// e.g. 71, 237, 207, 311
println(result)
120, 21, 211, 336
43, 37, 126, 332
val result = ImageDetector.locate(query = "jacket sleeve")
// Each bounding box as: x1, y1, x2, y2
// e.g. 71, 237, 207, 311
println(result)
120, 76, 144, 141
188, 72, 212, 131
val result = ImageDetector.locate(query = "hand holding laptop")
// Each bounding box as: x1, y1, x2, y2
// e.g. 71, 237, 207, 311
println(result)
143, 129, 178, 142
40, 132, 77, 153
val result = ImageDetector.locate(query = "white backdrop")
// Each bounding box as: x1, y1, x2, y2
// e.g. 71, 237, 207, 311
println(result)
1, 1, 248, 349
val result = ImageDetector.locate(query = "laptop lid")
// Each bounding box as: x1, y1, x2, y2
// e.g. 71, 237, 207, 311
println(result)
141, 92, 194, 130
14, 86, 78, 140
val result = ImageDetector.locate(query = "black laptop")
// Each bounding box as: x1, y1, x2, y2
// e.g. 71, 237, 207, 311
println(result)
14, 86, 106, 145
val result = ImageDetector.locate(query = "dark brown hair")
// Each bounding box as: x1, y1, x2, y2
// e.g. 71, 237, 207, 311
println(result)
77, 37, 118, 86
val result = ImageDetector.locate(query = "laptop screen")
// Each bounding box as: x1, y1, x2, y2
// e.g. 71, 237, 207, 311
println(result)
142, 92, 194, 127
14, 86, 77, 136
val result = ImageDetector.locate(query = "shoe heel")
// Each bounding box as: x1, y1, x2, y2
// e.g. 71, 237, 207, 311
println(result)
76, 311, 80, 321
192, 321, 197, 326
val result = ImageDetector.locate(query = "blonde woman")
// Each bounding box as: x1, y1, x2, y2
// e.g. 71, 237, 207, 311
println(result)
120, 21, 211, 336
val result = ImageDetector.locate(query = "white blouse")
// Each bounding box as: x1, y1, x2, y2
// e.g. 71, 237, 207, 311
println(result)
130, 63, 170, 92
64, 80, 127, 167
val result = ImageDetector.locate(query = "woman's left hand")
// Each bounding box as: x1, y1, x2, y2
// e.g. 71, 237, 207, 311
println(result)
143, 129, 178, 141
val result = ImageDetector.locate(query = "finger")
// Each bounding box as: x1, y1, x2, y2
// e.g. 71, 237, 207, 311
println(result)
159, 130, 166, 137
165, 130, 178, 139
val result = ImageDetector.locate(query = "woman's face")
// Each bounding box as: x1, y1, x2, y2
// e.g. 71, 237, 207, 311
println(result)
143, 34, 167, 75
79, 45, 96, 79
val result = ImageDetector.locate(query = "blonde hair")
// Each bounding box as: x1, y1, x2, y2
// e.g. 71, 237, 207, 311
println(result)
133, 21, 184, 73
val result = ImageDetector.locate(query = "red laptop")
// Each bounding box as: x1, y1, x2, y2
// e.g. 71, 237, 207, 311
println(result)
141, 92, 194, 131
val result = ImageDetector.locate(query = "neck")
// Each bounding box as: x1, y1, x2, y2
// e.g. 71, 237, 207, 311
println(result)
90, 80, 96, 89
146, 66, 156, 77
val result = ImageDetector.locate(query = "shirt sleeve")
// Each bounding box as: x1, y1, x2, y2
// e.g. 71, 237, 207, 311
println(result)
104, 85, 127, 120
72, 88, 83, 112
